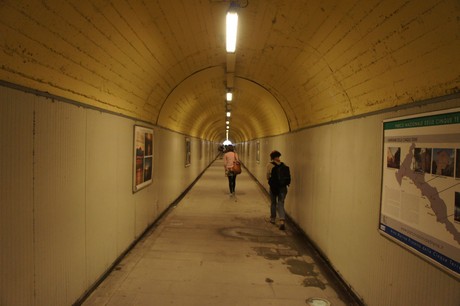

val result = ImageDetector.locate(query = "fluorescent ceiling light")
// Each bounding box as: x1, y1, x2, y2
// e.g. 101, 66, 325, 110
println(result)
226, 92, 233, 101
226, 121, 229, 125
226, 111, 231, 117
226, 11, 238, 52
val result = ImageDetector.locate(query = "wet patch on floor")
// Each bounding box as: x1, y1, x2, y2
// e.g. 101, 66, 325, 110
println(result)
302, 277, 326, 289
285, 258, 326, 289
219, 225, 350, 300
285, 258, 317, 277
252, 246, 284, 260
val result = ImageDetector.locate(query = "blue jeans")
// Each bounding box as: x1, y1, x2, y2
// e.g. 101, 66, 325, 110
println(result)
270, 186, 287, 220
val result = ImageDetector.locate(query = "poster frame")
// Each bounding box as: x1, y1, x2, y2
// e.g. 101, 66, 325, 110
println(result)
379, 107, 460, 278
185, 137, 191, 167
133, 125, 153, 193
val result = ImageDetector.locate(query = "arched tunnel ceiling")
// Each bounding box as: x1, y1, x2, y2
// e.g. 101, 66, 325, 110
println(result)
1, 0, 459, 143
158, 65, 288, 140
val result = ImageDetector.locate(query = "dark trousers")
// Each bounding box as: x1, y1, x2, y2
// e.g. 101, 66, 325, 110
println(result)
227, 172, 236, 193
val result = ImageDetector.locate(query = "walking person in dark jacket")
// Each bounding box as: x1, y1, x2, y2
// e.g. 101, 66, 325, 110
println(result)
266, 150, 290, 230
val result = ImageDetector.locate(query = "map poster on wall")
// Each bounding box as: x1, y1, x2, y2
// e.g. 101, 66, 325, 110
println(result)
380, 107, 460, 278
133, 125, 153, 193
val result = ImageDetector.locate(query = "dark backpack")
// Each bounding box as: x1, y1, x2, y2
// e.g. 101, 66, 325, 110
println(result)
269, 162, 291, 189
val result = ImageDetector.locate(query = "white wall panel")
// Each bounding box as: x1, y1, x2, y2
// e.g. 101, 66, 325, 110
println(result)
0, 87, 35, 306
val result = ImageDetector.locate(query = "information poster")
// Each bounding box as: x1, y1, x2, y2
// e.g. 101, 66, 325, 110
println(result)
133, 125, 153, 192
380, 108, 460, 278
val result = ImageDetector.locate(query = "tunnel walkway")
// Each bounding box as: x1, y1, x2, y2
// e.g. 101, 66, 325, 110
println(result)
81, 158, 360, 306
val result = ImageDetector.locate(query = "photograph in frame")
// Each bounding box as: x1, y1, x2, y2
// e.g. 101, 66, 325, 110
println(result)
133, 125, 153, 192
185, 137, 191, 167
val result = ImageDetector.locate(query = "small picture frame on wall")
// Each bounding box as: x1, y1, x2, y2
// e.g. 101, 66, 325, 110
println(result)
185, 137, 191, 167
133, 125, 153, 193
256, 140, 260, 163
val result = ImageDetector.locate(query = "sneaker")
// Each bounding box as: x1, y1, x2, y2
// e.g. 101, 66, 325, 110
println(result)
279, 224, 285, 230
270, 218, 276, 224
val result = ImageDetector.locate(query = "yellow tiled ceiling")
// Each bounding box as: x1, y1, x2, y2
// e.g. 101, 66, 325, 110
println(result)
1, 0, 459, 142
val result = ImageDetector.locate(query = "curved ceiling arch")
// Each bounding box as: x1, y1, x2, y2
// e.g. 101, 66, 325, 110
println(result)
231, 76, 290, 136
157, 66, 290, 142
201, 118, 227, 143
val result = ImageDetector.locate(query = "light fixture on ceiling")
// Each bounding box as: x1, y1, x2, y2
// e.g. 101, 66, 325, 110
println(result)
226, 91, 233, 101
226, 111, 231, 117
226, 120, 230, 125
226, 3, 238, 53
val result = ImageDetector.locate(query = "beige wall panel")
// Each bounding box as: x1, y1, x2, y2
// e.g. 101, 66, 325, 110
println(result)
85, 111, 126, 284
0, 87, 35, 306
113, 118, 137, 253
33, 98, 87, 305
155, 131, 195, 207
296, 126, 335, 253
326, 116, 385, 295
133, 183, 156, 237
244, 97, 460, 306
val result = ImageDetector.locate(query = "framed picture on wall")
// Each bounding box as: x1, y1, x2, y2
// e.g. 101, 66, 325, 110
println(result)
185, 137, 191, 167
256, 140, 260, 163
133, 125, 153, 193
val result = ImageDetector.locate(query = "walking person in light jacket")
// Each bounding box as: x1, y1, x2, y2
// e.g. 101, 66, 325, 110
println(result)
223, 145, 239, 197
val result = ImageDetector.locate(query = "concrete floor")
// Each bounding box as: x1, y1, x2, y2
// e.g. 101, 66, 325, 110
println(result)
81, 159, 361, 306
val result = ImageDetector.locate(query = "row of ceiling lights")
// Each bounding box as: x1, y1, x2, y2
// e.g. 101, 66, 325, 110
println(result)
224, 2, 239, 141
